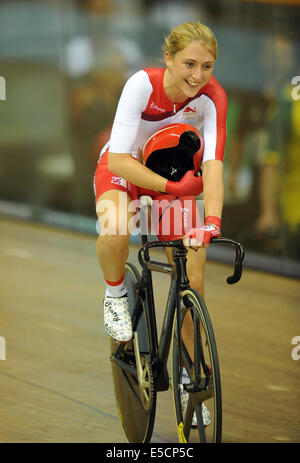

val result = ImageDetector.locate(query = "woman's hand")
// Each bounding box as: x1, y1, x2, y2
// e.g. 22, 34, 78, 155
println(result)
183, 216, 221, 249
165, 170, 203, 196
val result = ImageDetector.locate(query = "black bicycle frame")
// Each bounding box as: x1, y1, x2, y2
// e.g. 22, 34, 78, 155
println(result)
138, 237, 192, 391
112, 234, 192, 392
111, 205, 245, 392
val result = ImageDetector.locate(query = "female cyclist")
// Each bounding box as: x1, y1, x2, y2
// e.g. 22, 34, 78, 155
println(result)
94, 21, 227, 351
94, 20, 227, 428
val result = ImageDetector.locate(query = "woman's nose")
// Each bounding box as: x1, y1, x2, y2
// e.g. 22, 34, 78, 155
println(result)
192, 66, 202, 82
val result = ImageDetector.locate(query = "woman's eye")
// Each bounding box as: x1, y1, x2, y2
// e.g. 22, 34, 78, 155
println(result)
185, 62, 194, 68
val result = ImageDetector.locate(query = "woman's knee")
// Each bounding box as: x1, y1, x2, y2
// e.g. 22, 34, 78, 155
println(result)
96, 191, 134, 237
97, 232, 130, 254
188, 271, 205, 294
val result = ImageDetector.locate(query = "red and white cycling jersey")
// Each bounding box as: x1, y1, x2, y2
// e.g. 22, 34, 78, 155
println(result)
100, 67, 227, 163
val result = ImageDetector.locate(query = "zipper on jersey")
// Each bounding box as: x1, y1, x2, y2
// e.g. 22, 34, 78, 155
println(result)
173, 104, 176, 116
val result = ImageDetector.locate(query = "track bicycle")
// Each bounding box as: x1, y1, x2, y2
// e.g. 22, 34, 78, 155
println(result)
110, 198, 245, 443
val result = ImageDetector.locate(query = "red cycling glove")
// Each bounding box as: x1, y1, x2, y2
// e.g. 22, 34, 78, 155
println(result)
185, 216, 221, 246
165, 170, 203, 197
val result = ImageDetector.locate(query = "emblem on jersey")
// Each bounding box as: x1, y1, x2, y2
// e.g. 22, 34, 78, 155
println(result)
111, 176, 127, 188
150, 101, 165, 113
183, 105, 197, 119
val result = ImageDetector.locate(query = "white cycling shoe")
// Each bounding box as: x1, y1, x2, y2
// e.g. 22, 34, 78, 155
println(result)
103, 295, 133, 342
179, 385, 211, 427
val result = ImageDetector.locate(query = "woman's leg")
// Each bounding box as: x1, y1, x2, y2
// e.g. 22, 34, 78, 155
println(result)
186, 246, 206, 299
96, 190, 134, 282
96, 189, 136, 341
183, 247, 206, 362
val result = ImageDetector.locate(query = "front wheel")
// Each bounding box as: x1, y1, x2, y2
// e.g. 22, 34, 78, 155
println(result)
171, 288, 222, 443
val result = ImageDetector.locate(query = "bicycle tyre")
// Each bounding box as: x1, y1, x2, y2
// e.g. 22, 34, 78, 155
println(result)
110, 262, 156, 443
171, 288, 222, 443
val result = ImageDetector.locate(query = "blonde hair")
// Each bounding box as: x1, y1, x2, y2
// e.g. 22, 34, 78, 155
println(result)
162, 22, 218, 60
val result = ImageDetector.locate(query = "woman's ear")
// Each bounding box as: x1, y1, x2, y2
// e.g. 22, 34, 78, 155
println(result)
164, 50, 173, 68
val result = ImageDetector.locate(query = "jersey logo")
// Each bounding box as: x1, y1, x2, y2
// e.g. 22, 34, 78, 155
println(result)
150, 101, 165, 113
183, 105, 197, 120
111, 176, 127, 188
185, 106, 197, 113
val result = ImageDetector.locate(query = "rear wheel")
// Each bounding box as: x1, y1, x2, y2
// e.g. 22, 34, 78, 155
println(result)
172, 288, 222, 443
110, 262, 156, 443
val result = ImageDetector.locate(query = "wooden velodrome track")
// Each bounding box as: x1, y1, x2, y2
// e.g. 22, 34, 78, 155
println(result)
0, 217, 299, 443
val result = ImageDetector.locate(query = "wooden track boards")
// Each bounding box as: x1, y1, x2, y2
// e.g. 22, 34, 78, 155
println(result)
0, 218, 299, 443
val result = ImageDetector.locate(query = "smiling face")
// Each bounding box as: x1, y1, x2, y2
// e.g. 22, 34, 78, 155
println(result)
164, 41, 215, 103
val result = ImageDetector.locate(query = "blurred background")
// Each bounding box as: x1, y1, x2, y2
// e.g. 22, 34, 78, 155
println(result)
0, 0, 299, 277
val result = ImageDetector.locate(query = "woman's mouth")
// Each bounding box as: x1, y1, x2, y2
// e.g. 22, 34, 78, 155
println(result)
184, 79, 201, 89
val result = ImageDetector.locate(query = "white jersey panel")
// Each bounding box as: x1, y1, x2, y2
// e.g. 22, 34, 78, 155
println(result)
109, 70, 152, 156
201, 95, 218, 162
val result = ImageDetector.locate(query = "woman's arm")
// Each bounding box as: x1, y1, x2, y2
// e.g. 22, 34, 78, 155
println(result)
108, 152, 168, 192
202, 159, 224, 219
184, 159, 224, 248
108, 152, 203, 197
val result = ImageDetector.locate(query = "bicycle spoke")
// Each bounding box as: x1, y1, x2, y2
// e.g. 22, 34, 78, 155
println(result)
183, 396, 194, 441
195, 403, 207, 443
